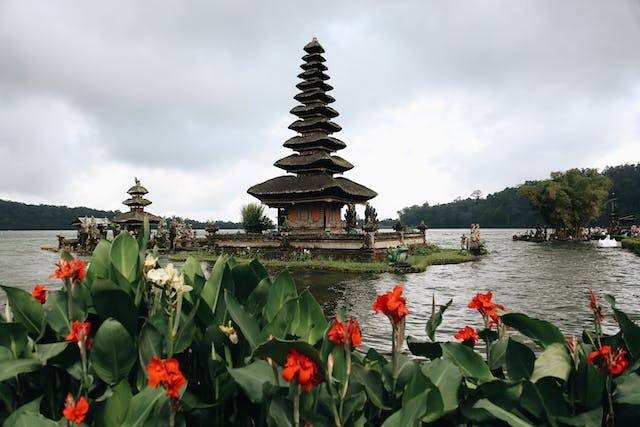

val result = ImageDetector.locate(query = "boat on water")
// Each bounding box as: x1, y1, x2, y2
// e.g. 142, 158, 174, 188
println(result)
596, 235, 622, 248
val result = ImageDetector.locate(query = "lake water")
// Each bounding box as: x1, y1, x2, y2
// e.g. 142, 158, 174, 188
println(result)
1, 229, 638, 352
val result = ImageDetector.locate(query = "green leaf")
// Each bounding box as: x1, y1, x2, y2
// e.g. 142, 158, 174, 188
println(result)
406, 336, 442, 359
611, 308, 640, 358
225, 290, 261, 350
1, 286, 44, 338
35, 342, 69, 363
421, 358, 462, 413
506, 338, 535, 380
231, 262, 260, 303
110, 232, 140, 284
290, 290, 328, 344
173, 302, 198, 354
2, 396, 42, 427
442, 342, 493, 383
246, 278, 271, 318
0, 322, 28, 358
530, 343, 571, 383
182, 256, 206, 296
228, 360, 278, 404
501, 313, 565, 349
121, 386, 168, 427
267, 395, 294, 427
556, 407, 603, 427
351, 364, 391, 410
42, 290, 71, 334
91, 318, 137, 385
614, 373, 640, 405
426, 297, 452, 341
93, 379, 133, 427
260, 298, 298, 342
139, 321, 163, 367
489, 336, 508, 370
4, 411, 59, 427
87, 239, 112, 280
200, 256, 235, 324
382, 390, 430, 427
0, 359, 42, 382
462, 398, 533, 427
264, 270, 297, 323
249, 259, 269, 282
91, 278, 138, 336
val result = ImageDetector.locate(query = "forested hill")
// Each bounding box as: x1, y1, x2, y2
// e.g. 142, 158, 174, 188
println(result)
0, 199, 241, 230
399, 163, 640, 228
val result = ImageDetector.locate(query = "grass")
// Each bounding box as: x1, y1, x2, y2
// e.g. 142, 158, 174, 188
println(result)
169, 248, 476, 273
622, 237, 640, 256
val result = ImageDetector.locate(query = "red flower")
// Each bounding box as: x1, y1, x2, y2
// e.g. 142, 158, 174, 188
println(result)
31, 284, 47, 304
468, 291, 505, 322
373, 285, 409, 324
63, 393, 89, 425
282, 348, 322, 392
51, 258, 86, 282
65, 321, 91, 350
587, 345, 629, 376
327, 317, 362, 348
454, 326, 479, 345
588, 289, 604, 322
146, 356, 187, 398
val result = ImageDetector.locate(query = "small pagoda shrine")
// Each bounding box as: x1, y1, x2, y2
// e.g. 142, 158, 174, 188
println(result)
112, 178, 161, 234
248, 38, 377, 234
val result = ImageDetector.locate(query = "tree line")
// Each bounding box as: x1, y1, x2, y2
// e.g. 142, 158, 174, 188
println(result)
399, 163, 640, 228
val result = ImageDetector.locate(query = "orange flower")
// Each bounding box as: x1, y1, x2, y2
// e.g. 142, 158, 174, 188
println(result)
282, 348, 321, 392
62, 393, 89, 425
588, 289, 604, 322
31, 284, 47, 304
327, 317, 362, 348
146, 356, 187, 398
468, 291, 505, 322
454, 326, 479, 345
372, 285, 409, 324
51, 258, 86, 282
587, 345, 629, 376
65, 321, 91, 350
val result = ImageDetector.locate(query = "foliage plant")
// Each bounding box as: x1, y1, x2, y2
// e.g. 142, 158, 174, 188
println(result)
1, 220, 640, 426
241, 202, 275, 234
344, 204, 357, 233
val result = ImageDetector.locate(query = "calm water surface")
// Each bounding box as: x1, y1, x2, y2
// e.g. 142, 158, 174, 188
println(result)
1, 229, 638, 352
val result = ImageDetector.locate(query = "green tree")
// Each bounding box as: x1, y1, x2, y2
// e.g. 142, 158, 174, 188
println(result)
520, 168, 612, 238
241, 203, 274, 233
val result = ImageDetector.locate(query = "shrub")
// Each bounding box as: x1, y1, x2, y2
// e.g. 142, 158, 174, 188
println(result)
1, 219, 639, 426
241, 203, 274, 233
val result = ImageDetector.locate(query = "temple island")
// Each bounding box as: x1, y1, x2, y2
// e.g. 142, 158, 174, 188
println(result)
54, 39, 477, 271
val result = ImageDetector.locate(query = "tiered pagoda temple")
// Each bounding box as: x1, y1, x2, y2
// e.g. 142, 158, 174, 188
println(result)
112, 178, 161, 233
248, 38, 376, 234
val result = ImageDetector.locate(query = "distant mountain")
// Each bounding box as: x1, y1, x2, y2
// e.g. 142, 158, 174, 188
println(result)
399, 163, 640, 228
0, 199, 241, 230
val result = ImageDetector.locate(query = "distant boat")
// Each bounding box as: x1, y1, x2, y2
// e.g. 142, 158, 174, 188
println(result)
596, 235, 622, 248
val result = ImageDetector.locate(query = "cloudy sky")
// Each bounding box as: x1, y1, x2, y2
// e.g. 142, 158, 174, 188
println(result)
1, 0, 639, 221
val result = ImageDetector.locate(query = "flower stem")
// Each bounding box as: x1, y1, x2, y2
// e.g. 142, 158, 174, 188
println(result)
293, 383, 301, 426
338, 346, 351, 423
172, 291, 183, 338
605, 375, 614, 427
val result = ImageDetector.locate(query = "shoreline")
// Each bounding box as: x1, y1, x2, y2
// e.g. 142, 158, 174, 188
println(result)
168, 248, 477, 273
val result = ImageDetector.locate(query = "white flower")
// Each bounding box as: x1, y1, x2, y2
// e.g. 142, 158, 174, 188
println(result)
146, 267, 169, 285
143, 254, 159, 272
220, 321, 239, 344
146, 263, 192, 293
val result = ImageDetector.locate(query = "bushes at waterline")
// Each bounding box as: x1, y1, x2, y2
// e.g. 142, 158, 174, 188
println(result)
1, 220, 640, 426
622, 237, 640, 256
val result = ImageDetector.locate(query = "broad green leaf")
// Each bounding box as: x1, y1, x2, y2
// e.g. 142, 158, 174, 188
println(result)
406, 336, 442, 359
91, 278, 138, 336
200, 254, 230, 311
263, 270, 297, 323
110, 232, 139, 284
225, 290, 261, 350
501, 313, 565, 349
506, 338, 535, 380
530, 343, 571, 383
182, 256, 206, 296
246, 278, 271, 318
612, 308, 640, 358
42, 290, 71, 334
228, 360, 278, 404
267, 395, 294, 427
557, 407, 603, 427
382, 389, 430, 427
1, 286, 44, 338
93, 379, 133, 427
442, 342, 493, 383
88, 239, 112, 280
139, 321, 163, 367
489, 336, 508, 370
35, 342, 69, 363
173, 302, 198, 354
0, 359, 42, 382
121, 386, 168, 427
249, 259, 269, 281
260, 298, 298, 342
290, 290, 328, 344
614, 373, 640, 405
5, 411, 59, 426
426, 297, 452, 341
421, 358, 462, 413
2, 396, 42, 427
351, 364, 391, 410
576, 363, 604, 408
462, 398, 533, 427
91, 318, 137, 385
0, 322, 28, 358
231, 262, 260, 303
